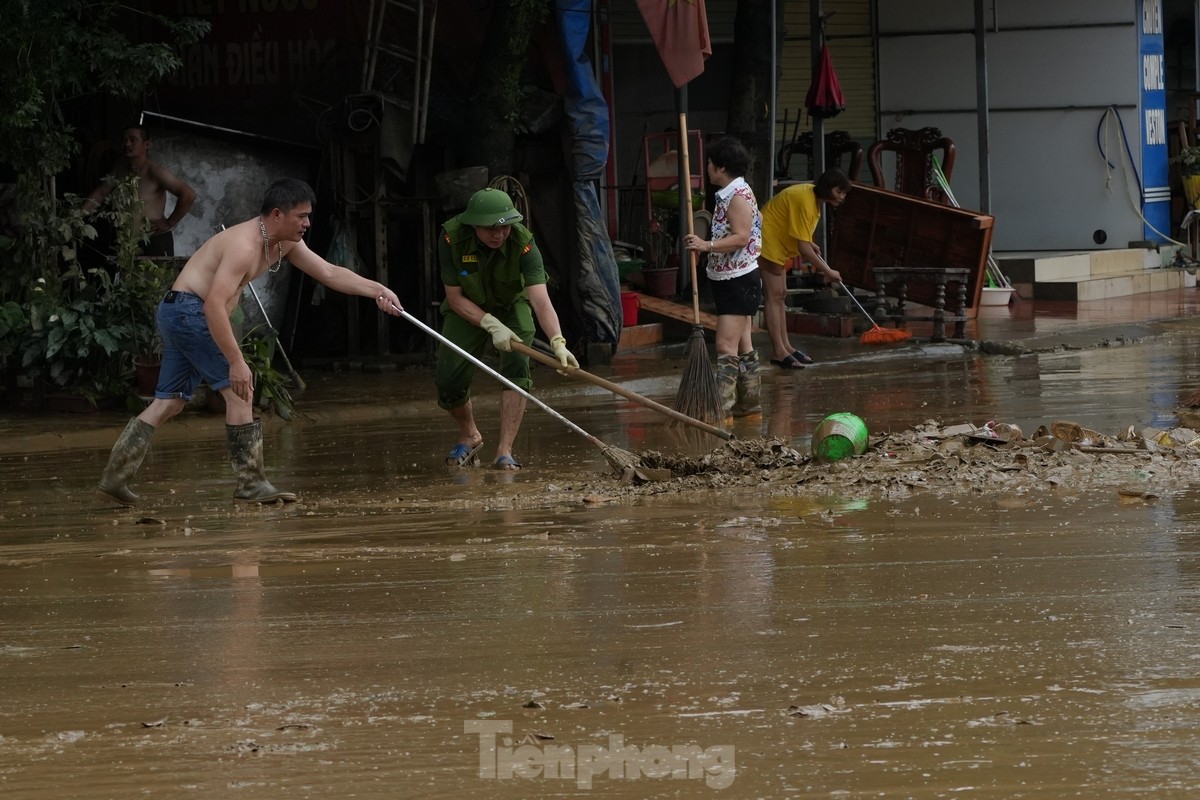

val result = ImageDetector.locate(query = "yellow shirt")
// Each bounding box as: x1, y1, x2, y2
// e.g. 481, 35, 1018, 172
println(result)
759, 183, 820, 266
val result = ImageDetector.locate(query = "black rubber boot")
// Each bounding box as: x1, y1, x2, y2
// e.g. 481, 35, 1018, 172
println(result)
96, 418, 156, 506
732, 349, 762, 417
716, 354, 740, 417
226, 420, 298, 504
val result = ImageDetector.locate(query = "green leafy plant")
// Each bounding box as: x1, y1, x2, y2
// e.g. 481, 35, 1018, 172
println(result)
1172, 145, 1200, 177
0, 3, 206, 404
239, 324, 296, 421
17, 268, 135, 404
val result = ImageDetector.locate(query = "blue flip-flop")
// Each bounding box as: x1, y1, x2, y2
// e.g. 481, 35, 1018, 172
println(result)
493, 454, 522, 471
445, 440, 484, 467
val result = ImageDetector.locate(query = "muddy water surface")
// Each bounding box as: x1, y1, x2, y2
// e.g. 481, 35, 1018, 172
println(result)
4, 331, 1200, 797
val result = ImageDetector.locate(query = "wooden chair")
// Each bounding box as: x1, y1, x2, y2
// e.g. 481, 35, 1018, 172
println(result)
867, 127, 956, 203
777, 130, 863, 181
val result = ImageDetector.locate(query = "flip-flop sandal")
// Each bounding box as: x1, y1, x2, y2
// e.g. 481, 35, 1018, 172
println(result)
445, 440, 484, 467
769, 353, 807, 370
493, 455, 522, 471
790, 349, 815, 365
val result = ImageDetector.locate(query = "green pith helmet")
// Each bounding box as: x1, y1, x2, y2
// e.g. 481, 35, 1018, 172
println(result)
458, 187, 523, 227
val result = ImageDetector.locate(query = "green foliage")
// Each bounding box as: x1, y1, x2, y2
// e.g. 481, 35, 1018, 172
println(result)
0, 2, 207, 403
0, 1, 207, 183
16, 266, 136, 403
499, 0, 551, 128
240, 324, 296, 421
1172, 145, 1200, 177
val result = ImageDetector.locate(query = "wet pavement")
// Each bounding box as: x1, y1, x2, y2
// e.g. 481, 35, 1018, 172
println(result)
5, 294, 1200, 797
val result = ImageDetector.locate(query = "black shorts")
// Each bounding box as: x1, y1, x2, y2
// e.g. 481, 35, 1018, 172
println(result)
710, 270, 762, 316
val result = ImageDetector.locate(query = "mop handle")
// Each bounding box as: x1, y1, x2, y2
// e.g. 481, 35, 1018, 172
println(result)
396, 307, 601, 446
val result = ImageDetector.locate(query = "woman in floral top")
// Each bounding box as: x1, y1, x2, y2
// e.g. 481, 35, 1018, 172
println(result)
683, 136, 763, 417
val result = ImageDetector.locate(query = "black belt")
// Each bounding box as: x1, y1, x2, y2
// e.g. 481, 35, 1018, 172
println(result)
162, 290, 199, 303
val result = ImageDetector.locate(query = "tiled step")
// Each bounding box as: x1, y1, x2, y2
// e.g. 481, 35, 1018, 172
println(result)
994, 249, 1181, 301
1033, 268, 1186, 302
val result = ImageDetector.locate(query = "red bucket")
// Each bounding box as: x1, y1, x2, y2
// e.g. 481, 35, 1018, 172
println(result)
620, 291, 640, 327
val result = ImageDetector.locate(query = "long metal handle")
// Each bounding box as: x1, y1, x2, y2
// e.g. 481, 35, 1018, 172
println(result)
397, 308, 603, 447
511, 340, 732, 440
837, 281, 882, 327
247, 281, 307, 392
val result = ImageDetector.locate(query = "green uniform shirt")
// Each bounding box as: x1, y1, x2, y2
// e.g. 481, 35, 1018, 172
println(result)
439, 218, 546, 312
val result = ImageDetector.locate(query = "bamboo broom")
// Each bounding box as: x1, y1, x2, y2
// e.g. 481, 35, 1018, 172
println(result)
672, 113, 725, 426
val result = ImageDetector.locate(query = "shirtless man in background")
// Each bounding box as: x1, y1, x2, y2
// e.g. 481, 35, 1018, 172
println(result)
85, 125, 196, 257
96, 177, 404, 506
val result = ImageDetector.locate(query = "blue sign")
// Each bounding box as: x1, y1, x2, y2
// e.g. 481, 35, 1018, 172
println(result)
1140, 0, 1169, 241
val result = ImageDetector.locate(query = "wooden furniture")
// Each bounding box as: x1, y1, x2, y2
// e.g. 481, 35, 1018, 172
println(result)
777, 130, 863, 181
829, 182, 995, 338
872, 266, 970, 342
868, 127, 956, 203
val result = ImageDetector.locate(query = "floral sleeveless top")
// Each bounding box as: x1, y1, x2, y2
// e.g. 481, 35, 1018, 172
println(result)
707, 176, 761, 280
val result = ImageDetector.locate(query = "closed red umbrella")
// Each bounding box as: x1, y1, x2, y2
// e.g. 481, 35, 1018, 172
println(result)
805, 43, 845, 120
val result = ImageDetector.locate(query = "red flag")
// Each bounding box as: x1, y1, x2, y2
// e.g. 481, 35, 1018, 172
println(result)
636, 0, 711, 88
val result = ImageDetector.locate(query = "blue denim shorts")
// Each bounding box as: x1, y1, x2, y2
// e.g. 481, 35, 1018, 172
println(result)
154, 290, 231, 401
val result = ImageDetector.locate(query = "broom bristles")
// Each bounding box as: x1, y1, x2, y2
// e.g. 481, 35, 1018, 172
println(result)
861, 325, 912, 345
601, 444, 642, 475
674, 328, 725, 426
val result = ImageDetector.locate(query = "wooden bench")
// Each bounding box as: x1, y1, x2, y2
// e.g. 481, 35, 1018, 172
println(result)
872, 266, 970, 342
829, 183, 995, 342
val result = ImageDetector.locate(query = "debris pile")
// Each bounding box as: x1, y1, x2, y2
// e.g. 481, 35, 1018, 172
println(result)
613, 419, 1200, 501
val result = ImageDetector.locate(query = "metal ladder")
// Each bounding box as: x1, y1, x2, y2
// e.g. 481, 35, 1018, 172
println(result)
360, 0, 437, 144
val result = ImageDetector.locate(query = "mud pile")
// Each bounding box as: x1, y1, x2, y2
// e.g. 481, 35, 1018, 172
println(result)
588, 418, 1200, 503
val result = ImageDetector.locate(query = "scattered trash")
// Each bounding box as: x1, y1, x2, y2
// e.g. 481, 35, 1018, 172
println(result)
1117, 486, 1159, 503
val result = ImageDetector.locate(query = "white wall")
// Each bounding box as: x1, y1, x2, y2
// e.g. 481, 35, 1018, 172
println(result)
151, 131, 312, 325
876, 0, 1145, 251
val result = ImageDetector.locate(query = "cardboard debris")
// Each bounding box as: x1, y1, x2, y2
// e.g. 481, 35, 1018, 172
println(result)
621, 417, 1199, 498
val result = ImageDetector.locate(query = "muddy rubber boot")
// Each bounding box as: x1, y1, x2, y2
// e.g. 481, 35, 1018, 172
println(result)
96, 418, 156, 506
226, 420, 298, 504
717, 354, 740, 417
732, 349, 762, 417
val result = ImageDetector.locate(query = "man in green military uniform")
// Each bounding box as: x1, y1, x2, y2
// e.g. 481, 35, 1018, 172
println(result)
437, 188, 578, 470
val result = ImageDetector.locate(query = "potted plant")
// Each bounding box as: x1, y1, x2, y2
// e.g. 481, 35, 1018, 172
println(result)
123, 257, 172, 397
640, 209, 679, 298
0, 197, 140, 410
1172, 145, 1200, 208
240, 323, 296, 420
201, 306, 296, 420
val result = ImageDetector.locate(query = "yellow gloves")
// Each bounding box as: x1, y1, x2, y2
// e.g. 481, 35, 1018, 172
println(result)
550, 335, 579, 369
479, 313, 516, 352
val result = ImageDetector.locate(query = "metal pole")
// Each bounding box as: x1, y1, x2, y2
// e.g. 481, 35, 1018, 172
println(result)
768, 0, 777, 199
811, 2, 827, 252
247, 281, 307, 393
975, 0, 992, 213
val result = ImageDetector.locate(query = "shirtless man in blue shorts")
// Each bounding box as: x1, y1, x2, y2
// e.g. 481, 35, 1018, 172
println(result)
96, 178, 403, 506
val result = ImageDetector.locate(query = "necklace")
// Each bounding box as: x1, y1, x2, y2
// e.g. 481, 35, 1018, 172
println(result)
258, 217, 283, 273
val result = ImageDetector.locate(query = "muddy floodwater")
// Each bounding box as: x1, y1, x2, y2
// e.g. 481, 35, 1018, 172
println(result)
4, 325, 1200, 798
